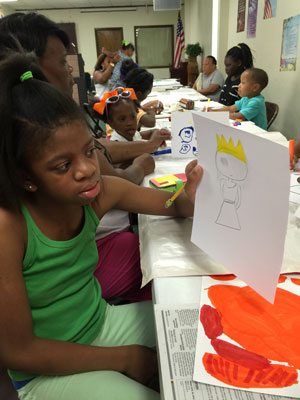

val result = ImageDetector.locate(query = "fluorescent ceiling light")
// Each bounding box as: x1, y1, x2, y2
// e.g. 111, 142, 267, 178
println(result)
80, 7, 136, 13
0, 0, 18, 2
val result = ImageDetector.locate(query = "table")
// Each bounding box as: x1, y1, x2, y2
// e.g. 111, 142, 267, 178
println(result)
139, 88, 300, 400
152, 78, 183, 92
144, 166, 300, 400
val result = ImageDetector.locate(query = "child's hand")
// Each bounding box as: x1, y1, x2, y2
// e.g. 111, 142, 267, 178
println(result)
143, 100, 164, 115
202, 106, 213, 112
150, 129, 171, 149
111, 53, 120, 63
132, 153, 155, 175
154, 100, 164, 114
123, 345, 158, 385
184, 159, 203, 204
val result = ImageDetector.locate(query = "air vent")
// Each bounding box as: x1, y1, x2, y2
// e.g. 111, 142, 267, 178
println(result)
153, 0, 181, 11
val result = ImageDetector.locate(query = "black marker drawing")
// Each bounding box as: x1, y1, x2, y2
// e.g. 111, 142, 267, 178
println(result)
215, 135, 248, 230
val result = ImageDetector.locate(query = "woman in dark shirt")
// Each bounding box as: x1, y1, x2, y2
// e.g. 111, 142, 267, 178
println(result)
219, 43, 254, 106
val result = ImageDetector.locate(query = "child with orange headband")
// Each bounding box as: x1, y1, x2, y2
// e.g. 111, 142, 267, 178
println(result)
92, 89, 171, 303
93, 88, 170, 146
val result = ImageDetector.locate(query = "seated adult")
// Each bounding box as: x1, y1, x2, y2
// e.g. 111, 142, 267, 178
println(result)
93, 52, 119, 99
219, 43, 254, 106
192, 56, 224, 101
0, 13, 169, 170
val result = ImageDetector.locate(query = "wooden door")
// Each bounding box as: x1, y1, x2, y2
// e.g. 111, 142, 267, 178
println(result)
95, 28, 123, 56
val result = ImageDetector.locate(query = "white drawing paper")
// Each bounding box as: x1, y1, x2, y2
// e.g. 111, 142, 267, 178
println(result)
191, 113, 290, 303
193, 275, 300, 398
171, 111, 229, 158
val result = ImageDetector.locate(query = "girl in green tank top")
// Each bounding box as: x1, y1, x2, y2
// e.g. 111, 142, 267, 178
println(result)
0, 52, 203, 399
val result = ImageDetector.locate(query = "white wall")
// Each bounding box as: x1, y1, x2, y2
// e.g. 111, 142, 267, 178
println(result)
184, 0, 213, 70
217, 0, 229, 77
227, 0, 300, 139
37, 7, 178, 79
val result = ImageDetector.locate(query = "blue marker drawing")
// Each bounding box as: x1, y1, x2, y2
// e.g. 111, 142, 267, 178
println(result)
179, 144, 191, 154
179, 126, 194, 143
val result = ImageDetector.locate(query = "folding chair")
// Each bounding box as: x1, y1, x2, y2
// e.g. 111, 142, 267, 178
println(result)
83, 102, 106, 139
265, 101, 279, 130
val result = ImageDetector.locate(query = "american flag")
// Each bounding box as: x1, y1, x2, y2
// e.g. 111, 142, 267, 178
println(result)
263, 0, 272, 19
174, 12, 185, 68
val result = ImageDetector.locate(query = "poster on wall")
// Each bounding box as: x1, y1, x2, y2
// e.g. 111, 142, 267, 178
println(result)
280, 15, 300, 71
263, 0, 277, 19
247, 0, 258, 38
237, 0, 246, 33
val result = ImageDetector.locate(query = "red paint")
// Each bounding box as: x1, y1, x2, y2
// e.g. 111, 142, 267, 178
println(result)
202, 353, 298, 389
200, 305, 223, 339
211, 338, 270, 370
209, 274, 236, 281
278, 275, 287, 283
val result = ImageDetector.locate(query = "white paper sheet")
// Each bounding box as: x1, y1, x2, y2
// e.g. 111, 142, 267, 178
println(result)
171, 111, 229, 158
191, 114, 290, 303
153, 79, 181, 87
139, 160, 300, 289
154, 118, 171, 130
193, 276, 300, 398
155, 303, 295, 400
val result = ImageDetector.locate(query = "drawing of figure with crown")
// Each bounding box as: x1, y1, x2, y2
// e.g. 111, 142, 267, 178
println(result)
215, 135, 248, 230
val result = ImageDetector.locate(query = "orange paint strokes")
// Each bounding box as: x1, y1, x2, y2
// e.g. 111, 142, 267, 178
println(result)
209, 274, 236, 281
202, 353, 298, 389
207, 285, 300, 369
291, 278, 300, 286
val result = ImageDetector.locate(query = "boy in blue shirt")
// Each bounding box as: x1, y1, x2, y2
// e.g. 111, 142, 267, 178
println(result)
209, 67, 268, 130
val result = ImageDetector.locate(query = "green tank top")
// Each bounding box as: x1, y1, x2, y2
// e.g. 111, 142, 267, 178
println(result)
9, 204, 107, 382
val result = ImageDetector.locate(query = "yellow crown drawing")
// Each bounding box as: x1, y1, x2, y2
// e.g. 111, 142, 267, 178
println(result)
216, 134, 247, 163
